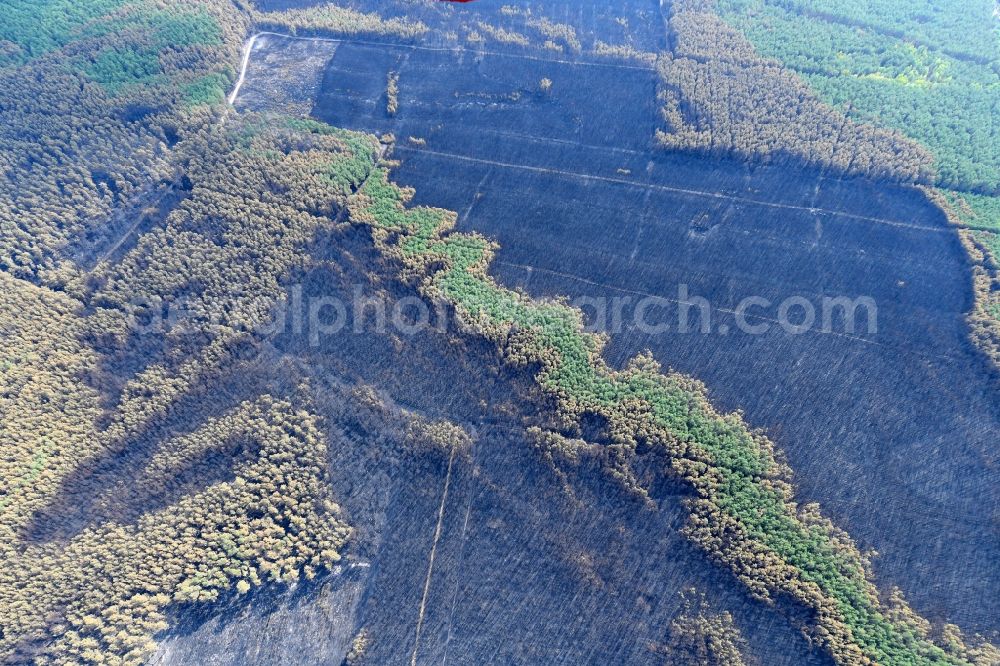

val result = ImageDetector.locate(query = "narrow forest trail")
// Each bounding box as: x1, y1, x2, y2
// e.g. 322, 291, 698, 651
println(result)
395, 145, 951, 234
495, 259, 972, 366
227, 31, 261, 105
411, 445, 457, 666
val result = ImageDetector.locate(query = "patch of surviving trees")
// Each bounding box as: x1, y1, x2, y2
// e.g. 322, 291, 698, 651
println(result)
926, 189, 1000, 369
654, 0, 934, 183
711, 0, 1000, 193
0, 0, 248, 286
0, 112, 384, 663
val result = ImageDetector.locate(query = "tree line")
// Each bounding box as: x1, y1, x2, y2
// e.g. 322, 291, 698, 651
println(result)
712, 0, 1000, 193
655, 0, 934, 183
